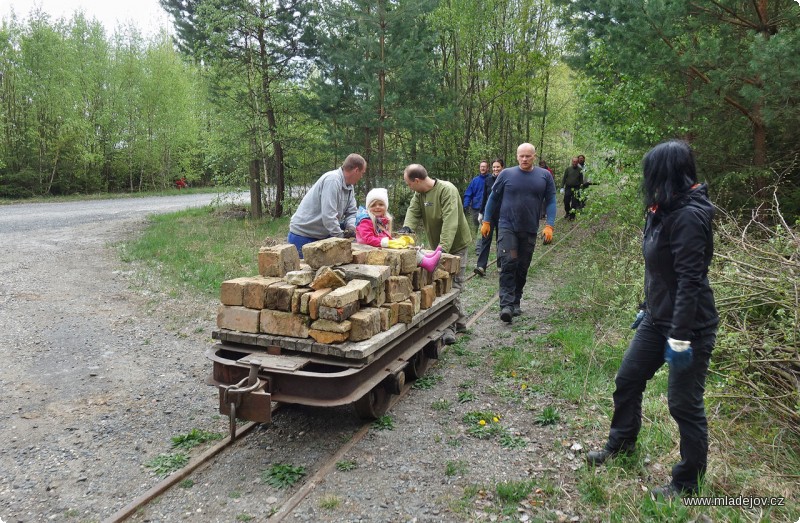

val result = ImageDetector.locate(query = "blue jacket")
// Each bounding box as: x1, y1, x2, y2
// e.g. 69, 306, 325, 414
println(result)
463, 174, 488, 210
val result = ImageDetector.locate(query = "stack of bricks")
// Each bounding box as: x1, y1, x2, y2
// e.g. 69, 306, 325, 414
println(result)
216, 238, 460, 345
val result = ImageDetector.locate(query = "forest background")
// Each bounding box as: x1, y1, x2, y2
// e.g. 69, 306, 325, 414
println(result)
1, 0, 798, 221
1, 0, 799, 455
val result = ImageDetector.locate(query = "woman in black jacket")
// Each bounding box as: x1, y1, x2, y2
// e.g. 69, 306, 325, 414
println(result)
586, 140, 718, 500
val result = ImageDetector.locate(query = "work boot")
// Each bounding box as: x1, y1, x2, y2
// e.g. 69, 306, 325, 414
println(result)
442, 328, 456, 345
473, 266, 485, 277
419, 248, 442, 273
513, 305, 522, 316
586, 449, 614, 466
586, 447, 633, 466
500, 307, 513, 323
650, 483, 693, 501
455, 322, 468, 333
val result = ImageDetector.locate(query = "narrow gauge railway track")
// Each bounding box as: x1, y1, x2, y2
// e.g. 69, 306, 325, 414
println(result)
103, 218, 579, 523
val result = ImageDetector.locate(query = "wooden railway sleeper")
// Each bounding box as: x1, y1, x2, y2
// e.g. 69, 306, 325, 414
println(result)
220, 362, 272, 440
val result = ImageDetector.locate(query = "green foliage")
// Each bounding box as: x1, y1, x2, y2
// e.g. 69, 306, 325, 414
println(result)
261, 463, 307, 489
559, 0, 800, 216
445, 460, 469, 477
171, 428, 223, 450
0, 14, 203, 197
412, 374, 443, 390
535, 405, 560, 426
335, 460, 357, 472
372, 415, 395, 431
145, 453, 189, 477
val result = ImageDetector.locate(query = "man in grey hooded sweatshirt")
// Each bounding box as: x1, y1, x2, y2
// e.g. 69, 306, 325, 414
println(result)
288, 154, 367, 257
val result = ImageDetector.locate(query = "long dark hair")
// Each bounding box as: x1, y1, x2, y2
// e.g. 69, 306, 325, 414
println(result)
642, 140, 698, 210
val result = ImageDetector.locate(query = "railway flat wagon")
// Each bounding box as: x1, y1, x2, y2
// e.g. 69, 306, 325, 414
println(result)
207, 289, 458, 433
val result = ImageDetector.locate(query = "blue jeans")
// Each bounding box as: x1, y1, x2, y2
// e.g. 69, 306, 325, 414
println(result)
496, 228, 536, 309
287, 232, 321, 259
606, 315, 715, 491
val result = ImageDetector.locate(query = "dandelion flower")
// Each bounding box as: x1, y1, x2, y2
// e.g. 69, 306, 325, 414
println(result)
492, 416, 500, 423
479, 419, 486, 426
521, 383, 528, 390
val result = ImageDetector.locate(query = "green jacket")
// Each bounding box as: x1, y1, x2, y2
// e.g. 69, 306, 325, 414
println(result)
403, 179, 472, 254
562, 165, 584, 188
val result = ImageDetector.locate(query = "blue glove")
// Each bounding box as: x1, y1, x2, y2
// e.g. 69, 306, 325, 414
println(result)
664, 338, 693, 371
630, 309, 645, 329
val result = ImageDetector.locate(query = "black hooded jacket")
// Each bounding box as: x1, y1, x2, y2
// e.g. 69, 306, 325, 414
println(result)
643, 184, 718, 340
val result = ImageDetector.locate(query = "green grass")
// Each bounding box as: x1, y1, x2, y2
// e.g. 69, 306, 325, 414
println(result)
445, 460, 469, 476
120, 206, 289, 297
431, 398, 452, 411
319, 495, 341, 510
495, 479, 536, 503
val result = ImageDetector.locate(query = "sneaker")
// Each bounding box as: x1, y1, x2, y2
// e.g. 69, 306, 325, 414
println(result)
442, 329, 456, 345
500, 307, 513, 323
650, 483, 693, 501
512, 305, 522, 316
473, 267, 485, 277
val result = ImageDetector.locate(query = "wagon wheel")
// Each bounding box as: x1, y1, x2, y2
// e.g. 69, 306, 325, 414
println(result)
354, 384, 390, 420
406, 351, 432, 380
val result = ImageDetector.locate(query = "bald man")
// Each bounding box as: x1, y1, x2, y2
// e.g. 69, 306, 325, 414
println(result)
481, 143, 556, 323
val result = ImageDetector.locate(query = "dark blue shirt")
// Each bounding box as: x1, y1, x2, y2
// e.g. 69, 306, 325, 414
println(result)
484, 166, 556, 232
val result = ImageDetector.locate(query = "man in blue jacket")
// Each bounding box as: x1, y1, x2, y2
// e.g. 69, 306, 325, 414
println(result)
463, 160, 489, 253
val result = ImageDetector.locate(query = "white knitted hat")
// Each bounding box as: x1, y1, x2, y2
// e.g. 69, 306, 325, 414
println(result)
365, 188, 389, 209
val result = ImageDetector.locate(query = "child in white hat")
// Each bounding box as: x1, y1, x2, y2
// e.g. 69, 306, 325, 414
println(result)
356, 187, 442, 273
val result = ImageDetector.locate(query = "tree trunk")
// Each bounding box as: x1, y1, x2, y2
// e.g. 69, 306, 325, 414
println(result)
249, 152, 263, 219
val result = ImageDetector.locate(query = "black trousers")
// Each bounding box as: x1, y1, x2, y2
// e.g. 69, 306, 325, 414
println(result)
475, 220, 498, 270
564, 185, 581, 216
497, 228, 536, 309
605, 314, 715, 491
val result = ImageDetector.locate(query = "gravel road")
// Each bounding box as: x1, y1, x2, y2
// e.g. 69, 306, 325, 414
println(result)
0, 194, 242, 522
0, 195, 590, 523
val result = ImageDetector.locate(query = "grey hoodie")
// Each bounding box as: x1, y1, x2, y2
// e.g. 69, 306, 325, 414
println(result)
289, 167, 357, 239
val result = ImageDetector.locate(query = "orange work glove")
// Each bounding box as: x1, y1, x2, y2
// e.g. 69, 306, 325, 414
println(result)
480, 221, 491, 238
541, 225, 554, 245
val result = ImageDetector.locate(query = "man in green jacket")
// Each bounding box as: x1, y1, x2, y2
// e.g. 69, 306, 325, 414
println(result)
399, 163, 472, 344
